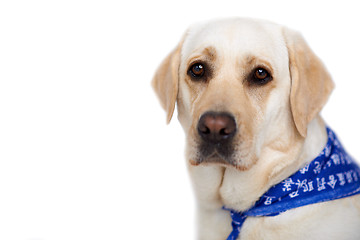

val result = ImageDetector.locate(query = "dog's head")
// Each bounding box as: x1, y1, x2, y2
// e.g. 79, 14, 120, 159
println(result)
152, 18, 334, 171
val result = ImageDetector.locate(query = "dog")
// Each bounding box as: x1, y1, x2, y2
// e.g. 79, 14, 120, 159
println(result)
152, 18, 360, 240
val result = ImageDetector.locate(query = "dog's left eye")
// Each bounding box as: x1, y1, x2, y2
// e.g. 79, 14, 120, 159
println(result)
251, 68, 272, 85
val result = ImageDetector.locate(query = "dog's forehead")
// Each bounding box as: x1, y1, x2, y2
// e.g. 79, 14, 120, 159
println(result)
182, 18, 286, 62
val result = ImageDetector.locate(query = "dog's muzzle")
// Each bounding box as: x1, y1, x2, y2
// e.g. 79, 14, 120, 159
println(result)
196, 111, 236, 163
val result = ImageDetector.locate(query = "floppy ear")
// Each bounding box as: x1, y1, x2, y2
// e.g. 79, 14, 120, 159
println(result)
152, 42, 183, 124
283, 28, 334, 138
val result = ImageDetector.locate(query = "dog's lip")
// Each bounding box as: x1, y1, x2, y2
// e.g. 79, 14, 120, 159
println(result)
190, 152, 250, 170
205, 153, 229, 164
193, 151, 231, 166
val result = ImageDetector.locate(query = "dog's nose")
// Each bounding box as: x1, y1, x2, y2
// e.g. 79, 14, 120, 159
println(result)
197, 112, 236, 143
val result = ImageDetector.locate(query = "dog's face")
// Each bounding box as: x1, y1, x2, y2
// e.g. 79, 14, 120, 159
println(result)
153, 18, 334, 171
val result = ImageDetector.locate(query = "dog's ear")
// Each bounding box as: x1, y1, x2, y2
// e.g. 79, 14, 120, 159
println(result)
283, 28, 334, 138
152, 40, 183, 124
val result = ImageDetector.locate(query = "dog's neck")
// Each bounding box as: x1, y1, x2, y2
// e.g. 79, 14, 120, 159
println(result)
218, 116, 328, 212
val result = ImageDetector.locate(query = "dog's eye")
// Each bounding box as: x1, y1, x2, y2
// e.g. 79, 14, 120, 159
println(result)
251, 68, 272, 85
188, 63, 205, 79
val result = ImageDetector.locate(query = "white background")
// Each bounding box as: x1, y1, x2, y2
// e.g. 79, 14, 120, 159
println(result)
0, 0, 359, 239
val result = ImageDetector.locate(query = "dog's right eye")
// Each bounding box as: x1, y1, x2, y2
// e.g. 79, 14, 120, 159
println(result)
188, 63, 205, 79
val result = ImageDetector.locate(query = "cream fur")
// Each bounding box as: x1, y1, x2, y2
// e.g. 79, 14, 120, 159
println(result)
152, 18, 360, 240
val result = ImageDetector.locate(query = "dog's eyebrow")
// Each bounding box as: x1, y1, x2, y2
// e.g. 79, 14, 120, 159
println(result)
246, 55, 255, 65
187, 47, 217, 66
245, 55, 273, 71
202, 47, 217, 62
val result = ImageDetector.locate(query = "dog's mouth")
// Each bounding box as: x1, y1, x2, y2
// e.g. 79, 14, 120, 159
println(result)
191, 150, 251, 171
191, 140, 236, 166
189, 136, 253, 171
197, 151, 229, 165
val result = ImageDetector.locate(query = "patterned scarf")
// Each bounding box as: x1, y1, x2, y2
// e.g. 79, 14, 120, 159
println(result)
223, 127, 360, 240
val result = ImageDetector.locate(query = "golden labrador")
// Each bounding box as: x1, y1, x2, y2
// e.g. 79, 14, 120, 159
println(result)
152, 18, 360, 240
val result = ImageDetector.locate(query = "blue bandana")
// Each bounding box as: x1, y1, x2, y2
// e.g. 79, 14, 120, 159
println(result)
223, 127, 360, 240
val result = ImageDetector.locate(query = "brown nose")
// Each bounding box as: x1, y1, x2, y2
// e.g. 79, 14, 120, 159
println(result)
197, 112, 236, 143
